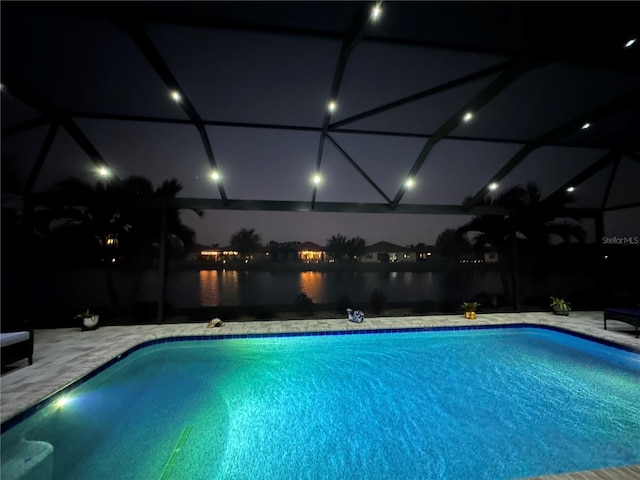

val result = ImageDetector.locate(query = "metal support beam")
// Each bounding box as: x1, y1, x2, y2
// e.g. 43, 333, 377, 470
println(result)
23, 122, 59, 194
329, 60, 515, 130
312, 3, 372, 208
390, 61, 535, 210
1, 116, 50, 138
114, 18, 227, 203
28, 192, 601, 217
325, 134, 392, 203
1, 82, 117, 178
157, 203, 168, 323
604, 201, 640, 212
65, 111, 622, 151
594, 212, 606, 308
509, 212, 520, 312
601, 155, 622, 210
542, 150, 620, 208
468, 88, 640, 207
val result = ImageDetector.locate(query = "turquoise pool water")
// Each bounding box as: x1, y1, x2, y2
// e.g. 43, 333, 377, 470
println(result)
2, 327, 640, 479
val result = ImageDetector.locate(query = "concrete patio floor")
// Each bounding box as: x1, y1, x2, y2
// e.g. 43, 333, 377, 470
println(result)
1, 311, 639, 479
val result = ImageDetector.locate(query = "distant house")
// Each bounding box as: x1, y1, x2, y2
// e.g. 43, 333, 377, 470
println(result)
253, 245, 270, 262
416, 245, 435, 262
484, 251, 499, 263
296, 241, 327, 263
459, 251, 499, 264
198, 245, 240, 263
362, 241, 415, 263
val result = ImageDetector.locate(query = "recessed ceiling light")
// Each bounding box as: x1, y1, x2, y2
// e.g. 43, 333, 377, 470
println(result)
566, 186, 575, 193
463, 112, 473, 122
581, 122, 591, 130
328, 101, 337, 113
488, 182, 498, 191
624, 38, 637, 48
370, 3, 383, 21
170, 90, 181, 102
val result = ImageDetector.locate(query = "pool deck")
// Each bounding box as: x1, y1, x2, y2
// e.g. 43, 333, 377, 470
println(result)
1, 311, 639, 479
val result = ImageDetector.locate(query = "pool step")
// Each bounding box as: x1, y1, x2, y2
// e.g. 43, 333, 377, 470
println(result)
159, 426, 193, 480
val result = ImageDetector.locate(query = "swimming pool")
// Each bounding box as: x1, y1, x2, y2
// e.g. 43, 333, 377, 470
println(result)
2, 326, 639, 479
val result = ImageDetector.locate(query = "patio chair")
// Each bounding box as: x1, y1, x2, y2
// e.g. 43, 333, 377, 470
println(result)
1, 318, 34, 369
603, 308, 640, 338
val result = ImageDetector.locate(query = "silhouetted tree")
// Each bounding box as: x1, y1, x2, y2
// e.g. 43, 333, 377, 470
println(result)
457, 182, 585, 301
326, 234, 349, 261
346, 236, 367, 261
230, 228, 262, 261
458, 182, 584, 250
34, 175, 202, 313
435, 228, 472, 262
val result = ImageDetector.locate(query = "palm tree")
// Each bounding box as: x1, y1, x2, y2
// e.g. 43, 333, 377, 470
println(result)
326, 234, 349, 262
230, 228, 262, 261
457, 181, 585, 305
346, 236, 367, 261
435, 228, 472, 262
34, 175, 202, 314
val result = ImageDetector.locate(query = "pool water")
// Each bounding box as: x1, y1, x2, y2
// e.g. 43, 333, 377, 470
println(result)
2, 327, 640, 479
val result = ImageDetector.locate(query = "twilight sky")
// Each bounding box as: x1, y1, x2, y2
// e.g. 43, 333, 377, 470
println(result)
2, 1, 639, 247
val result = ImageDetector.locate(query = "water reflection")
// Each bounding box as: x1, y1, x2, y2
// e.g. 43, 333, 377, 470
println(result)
199, 270, 240, 306
299, 271, 324, 302
188, 269, 504, 308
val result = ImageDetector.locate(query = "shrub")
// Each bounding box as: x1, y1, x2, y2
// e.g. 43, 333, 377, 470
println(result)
370, 288, 386, 315
295, 292, 314, 317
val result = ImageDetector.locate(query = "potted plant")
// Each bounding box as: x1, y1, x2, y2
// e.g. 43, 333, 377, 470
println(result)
461, 302, 480, 319
550, 297, 571, 316
75, 309, 100, 331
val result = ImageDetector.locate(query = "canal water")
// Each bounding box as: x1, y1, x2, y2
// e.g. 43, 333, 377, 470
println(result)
28, 268, 595, 311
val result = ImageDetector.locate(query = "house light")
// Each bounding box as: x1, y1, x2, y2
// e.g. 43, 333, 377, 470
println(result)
98, 167, 110, 178
462, 112, 473, 122
328, 101, 337, 113
170, 90, 181, 102
312, 174, 322, 185
566, 186, 575, 193
211, 170, 221, 182
488, 182, 499, 191
624, 38, 636, 48
404, 178, 415, 189
581, 122, 591, 130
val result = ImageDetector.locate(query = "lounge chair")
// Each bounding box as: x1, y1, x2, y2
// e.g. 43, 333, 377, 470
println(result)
604, 308, 640, 338
1, 319, 34, 369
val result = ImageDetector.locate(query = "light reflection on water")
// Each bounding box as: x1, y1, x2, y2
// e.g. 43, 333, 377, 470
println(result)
199, 270, 240, 306
299, 271, 324, 300
188, 270, 503, 307
27, 268, 597, 311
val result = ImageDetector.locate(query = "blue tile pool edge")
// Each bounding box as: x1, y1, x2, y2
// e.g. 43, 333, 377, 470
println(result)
2, 322, 638, 434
